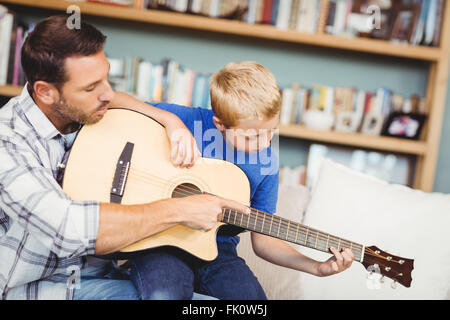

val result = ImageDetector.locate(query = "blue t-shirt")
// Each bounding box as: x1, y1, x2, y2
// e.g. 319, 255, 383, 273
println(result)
149, 102, 279, 244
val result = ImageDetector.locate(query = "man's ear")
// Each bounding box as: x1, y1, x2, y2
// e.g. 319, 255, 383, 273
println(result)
33, 81, 59, 105
212, 116, 226, 131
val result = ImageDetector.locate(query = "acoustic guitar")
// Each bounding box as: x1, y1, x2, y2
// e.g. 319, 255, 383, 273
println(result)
62, 108, 414, 288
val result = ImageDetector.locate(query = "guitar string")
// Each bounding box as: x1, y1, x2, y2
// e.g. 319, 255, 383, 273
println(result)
126, 169, 397, 263
128, 169, 356, 242
127, 170, 360, 249
126, 171, 392, 263
126, 169, 365, 255
127, 168, 364, 252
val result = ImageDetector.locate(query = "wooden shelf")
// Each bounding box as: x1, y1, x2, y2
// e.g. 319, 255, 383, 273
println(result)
0, 84, 22, 97
0, 0, 443, 61
0, 84, 426, 156
279, 124, 428, 155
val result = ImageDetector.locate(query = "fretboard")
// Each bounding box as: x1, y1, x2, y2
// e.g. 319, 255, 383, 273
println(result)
221, 208, 364, 262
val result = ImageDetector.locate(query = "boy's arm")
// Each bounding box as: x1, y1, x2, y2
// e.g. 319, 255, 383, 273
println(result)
108, 92, 201, 167
250, 232, 354, 277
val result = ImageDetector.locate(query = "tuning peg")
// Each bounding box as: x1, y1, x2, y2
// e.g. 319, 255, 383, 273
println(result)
380, 276, 385, 283
391, 281, 397, 289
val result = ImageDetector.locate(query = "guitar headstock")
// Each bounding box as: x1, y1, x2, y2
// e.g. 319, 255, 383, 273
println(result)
362, 246, 414, 288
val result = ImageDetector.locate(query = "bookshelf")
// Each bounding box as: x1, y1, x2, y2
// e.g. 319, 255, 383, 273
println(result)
279, 125, 428, 156
0, 0, 449, 192
0, 84, 22, 97
0, 0, 443, 61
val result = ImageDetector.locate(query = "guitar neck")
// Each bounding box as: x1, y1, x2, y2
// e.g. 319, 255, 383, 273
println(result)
221, 208, 364, 262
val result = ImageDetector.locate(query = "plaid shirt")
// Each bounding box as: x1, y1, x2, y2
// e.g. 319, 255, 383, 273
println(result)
0, 86, 103, 299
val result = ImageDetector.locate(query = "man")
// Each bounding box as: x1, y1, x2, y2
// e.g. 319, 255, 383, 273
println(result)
0, 15, 249, 300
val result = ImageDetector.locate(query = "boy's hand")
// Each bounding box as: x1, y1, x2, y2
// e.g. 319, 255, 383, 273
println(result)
165, 119, 201, 168
317, 247, 354, 277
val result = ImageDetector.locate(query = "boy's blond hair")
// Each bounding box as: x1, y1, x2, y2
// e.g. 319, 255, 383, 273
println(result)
209, 61, 281, 128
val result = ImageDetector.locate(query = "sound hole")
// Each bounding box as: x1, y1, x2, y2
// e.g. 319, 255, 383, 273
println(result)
171, 183, 201, 198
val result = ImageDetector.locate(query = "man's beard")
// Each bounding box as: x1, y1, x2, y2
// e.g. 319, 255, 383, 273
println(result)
54, 97, 108, 125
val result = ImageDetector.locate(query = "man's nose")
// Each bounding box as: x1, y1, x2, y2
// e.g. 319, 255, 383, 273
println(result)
99, 81, 115, 102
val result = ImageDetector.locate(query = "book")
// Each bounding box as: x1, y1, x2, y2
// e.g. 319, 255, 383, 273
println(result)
432, 0, 445, 46
295, 88, 308, 124
136, 61, 152, 100
332, 0, 348, 35
12, 26, 23, 85
6, 15, 19, 85
423, 0, 438, 45
261, 0, 274, 24
410, 0, 427, 44
317, 0, 330, 33
289, 82, 301, 122
87, 0, 134, 7
0, 13, 14, 86
246, 0, 258, 24
289, 0, 300, 30
276, 0, 292, 30
280, 87, 294, 124
271, 0, 280, 25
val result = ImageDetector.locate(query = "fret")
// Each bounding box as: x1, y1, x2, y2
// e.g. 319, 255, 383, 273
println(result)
304, 227, 309, 245
286, 220, 290, 241
246, 210, 250, 229
314, 231, 319, 249
342, 240, 350, 250
253, 211, 258, 230
225, 209, 230, 223
276, 216, 281, 238
269, 214, 274, 235
286, 221, 296, 242
326, 234, 330, 250
337, 238, 341, 251
233, 210, 237, 225
294, 224, 300, 243
261, 212, 266, 233
241, 214, 250, 227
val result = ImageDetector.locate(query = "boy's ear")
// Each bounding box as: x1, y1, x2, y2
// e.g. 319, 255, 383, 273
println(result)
212, 116, 227, 131
33, 81, 59, 105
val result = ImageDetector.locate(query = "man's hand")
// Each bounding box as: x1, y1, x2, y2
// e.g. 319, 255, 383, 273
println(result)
316, 247, 354, 277
165, 119, 201, 169
175, 194, 251, 232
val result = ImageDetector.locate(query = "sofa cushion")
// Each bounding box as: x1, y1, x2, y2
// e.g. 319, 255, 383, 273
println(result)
237, 183, 310, 300
300, 159, 450, 300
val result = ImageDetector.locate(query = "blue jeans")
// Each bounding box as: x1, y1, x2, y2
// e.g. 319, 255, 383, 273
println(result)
72, 260, 214, 300
129, 241, 267, 300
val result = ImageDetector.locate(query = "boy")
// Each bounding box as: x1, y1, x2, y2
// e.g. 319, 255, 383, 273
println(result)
124, 61, 354, 299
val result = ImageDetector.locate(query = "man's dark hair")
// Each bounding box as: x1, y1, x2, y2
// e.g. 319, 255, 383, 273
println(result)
21, 15, 107, 92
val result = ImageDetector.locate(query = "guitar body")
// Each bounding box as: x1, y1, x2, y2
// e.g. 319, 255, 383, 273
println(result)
62, 108, 250, 261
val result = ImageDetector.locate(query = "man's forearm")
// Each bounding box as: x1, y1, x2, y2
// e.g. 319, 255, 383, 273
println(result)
95, 199, 182, 255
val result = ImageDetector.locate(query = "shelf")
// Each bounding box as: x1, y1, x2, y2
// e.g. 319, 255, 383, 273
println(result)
279, 124, 428, 155
0, 84, 22, 97
0, 0, 443, 62
0, 84, 426, 155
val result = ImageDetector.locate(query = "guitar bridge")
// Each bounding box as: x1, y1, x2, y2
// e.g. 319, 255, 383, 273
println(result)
110, 142, 134, 204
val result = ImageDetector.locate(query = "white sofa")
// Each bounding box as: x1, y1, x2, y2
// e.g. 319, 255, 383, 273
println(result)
237, 159, 450, 300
